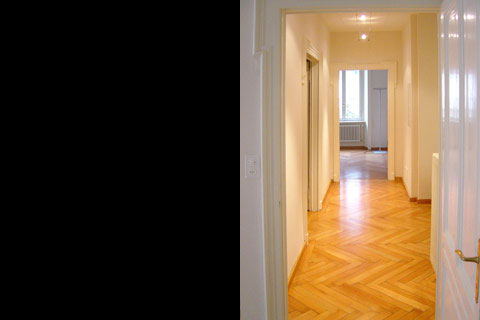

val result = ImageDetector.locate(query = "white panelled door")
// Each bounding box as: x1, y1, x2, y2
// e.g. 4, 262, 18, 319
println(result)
438, 0, 480, 319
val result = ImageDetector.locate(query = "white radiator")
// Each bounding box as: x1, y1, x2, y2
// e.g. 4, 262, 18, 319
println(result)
340, 123, 365, 142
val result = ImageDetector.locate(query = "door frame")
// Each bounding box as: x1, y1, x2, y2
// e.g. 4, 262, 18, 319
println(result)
304, 39, 322, 216
253, 1, 441, 318
332, 62, 397, 181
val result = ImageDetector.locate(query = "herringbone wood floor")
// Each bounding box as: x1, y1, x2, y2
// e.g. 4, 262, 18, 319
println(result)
340, 150, 388, 180
288, 179, 435, 319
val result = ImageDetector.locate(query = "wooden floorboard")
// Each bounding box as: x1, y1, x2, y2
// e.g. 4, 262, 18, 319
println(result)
340, 150, 388, 180
288, 177, 435, 319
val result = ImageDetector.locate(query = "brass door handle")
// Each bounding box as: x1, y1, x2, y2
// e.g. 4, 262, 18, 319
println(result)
455, 249, 479, 264
455, 240, 479, 304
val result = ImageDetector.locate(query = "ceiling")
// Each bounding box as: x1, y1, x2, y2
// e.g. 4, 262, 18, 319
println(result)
318, 12, 412, 32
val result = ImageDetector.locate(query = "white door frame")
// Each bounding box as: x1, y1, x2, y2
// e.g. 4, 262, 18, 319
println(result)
332, 63, 397, 181
253, 1, 441, 319
304, 40, 322, 214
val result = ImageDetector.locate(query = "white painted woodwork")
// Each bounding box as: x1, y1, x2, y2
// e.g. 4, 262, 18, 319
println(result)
304, 40, 323, 216
431, 153, 439, 274
437, 0, 480, 318
331, 62, 397, 181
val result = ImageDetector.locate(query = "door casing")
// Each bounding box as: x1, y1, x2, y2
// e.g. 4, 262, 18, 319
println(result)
304, 40, 322, 217
253, 1, 441, 319
331, 62, 397, 181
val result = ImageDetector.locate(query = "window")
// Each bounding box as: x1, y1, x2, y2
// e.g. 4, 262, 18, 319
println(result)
345, 70, 360, 119
339, 70, 367, 121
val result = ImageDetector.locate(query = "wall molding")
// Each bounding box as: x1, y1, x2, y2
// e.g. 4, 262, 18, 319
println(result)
287, 241, 307, 287
317, 179, 334, 211
417, 199, 432, 204
302, 38, 323, 215
340, 146, 369, 150
331, 61, 397, 181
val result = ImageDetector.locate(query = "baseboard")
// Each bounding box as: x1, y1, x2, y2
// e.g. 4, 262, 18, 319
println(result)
288, 241, 307, 287
398, 180, 429, 203
340, 146, 368, 150
321, 179, 333, 211
326, 179, 333, 196
396, 177, 429, 204
371, 147, 388, 151
399, 177, 417, 201
317, 179, 334, 212
418, 199, 431, 204
289, 180, 334, 286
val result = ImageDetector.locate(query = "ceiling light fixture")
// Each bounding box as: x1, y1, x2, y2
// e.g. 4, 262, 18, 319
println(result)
357, 12, 372, 41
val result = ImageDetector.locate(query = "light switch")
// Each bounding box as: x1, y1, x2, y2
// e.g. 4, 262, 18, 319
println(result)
245, 155, 259, 179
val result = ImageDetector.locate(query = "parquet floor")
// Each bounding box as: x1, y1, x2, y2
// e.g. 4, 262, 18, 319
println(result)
288, 179, 436, 319
340, 150, 388, 180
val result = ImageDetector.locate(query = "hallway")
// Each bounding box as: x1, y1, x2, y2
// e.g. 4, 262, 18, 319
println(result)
340, 150, 388, 180
240, 0, 480, 318
288, 179, 435, 319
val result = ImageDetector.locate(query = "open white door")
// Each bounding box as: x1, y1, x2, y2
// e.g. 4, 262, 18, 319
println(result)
438, 0, 480, 318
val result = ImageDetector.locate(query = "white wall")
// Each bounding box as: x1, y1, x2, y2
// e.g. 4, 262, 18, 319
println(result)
402, 16, 417, 197
285, 13, 331, 276
416, 13, 438, 200
402, 13, 439, 199
240, 0, 267, 318
368, 70, 389, 149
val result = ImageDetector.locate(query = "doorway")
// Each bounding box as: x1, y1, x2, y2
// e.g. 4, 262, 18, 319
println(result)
307, 59, 313, 209
332, 63, 396, 182
251, 3, 441, 318
306, 57, 320, 212
303, 53, 321, 250
339, 69, 388, 180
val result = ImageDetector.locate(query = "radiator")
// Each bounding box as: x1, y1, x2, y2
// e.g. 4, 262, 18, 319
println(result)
340, 124, 364, 142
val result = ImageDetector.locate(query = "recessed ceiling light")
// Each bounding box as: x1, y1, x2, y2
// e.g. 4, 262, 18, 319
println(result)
359, 14, 367, 21
361, 33, 368, 40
